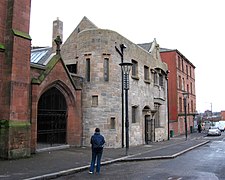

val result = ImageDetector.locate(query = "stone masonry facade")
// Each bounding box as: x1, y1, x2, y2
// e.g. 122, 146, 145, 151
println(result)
61, 17, 169, 148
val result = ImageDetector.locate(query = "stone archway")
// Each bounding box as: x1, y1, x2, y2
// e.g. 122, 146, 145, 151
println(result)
37, 87, 67, 147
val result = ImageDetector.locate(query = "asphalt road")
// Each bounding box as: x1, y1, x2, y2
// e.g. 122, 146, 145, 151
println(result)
56, 133, 225, 180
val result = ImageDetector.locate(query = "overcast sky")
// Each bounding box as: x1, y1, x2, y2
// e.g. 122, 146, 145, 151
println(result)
30, 0, 225, 113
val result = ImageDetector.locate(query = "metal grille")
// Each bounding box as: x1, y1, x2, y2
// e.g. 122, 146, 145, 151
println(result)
145, 115, 153, 144
37, 87, 67, 145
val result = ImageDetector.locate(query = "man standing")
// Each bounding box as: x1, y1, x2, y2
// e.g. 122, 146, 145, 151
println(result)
89, 128, 105, 174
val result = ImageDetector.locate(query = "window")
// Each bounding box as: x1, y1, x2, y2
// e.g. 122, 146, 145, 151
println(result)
86, 58, 90, 82
159, 74, 163, 87
182, 78, 185, 91
131, 59, 138, 77
144, 65, 150, 81
187, 84, 189, 93
154, 73, 158, 85
186, 65, 188, 79
104, 58, 109, 81
182, 60, 184, 72
178, 75, 181, 89
154, 103, 160, 127
67, 63, 77, 74
191, 100, 194, 112
179, 97, 182, 112
190, 82, 193, 94
92, 95, 98, 107
132, 106, 138, 123
190, 66, 192, 78
178, 56, 181, 69
110, 117, 116, 129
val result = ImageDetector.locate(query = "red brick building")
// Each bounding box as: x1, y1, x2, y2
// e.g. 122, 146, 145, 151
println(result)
0, 0, 82, 159
220, 111, 225, 120
160, 49, 196, 136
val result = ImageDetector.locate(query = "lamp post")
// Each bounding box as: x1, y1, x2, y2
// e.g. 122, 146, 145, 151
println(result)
119, 62, 133, 155
182, 92, 189, 140
115, 44, 126, 148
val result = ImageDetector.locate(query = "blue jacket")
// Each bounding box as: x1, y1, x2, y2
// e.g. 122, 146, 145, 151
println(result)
90, 132, 105, 152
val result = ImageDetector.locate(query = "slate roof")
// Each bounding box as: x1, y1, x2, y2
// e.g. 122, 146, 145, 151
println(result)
159, 47, 176, 52
137, 42, 153, 52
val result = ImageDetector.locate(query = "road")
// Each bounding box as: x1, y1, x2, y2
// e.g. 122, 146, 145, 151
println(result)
57, 133, 225, 180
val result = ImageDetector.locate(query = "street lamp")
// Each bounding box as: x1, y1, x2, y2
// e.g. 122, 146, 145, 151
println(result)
115, 44, 126, 148
119, 62, 133, 155
182, 92, 189, 140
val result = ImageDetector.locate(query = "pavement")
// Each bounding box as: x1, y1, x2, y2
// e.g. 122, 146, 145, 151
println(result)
0, 132, 209, 180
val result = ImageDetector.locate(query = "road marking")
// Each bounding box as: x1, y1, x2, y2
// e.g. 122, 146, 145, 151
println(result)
168, 177, 183, 180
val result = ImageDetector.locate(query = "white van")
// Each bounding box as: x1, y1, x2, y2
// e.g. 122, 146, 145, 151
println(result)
215, 121, 225, 132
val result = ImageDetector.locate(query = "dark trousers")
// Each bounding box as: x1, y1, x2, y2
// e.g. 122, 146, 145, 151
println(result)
89, 150, 103, 173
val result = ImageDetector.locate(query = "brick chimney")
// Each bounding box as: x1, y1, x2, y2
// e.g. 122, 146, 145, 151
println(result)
52, 17, 63, 53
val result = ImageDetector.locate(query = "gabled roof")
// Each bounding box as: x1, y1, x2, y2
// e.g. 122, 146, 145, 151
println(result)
62, 16, 98, 45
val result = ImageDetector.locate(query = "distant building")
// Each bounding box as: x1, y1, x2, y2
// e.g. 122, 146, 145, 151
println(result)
220, 111, 225, 120
160, 49, 197, 136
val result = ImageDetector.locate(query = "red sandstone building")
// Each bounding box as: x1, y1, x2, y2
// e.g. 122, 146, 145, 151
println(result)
0, 0, 82, 159
160, 49, 197, 136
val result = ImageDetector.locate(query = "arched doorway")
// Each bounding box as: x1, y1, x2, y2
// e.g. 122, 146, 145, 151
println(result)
37, 87, 67, 147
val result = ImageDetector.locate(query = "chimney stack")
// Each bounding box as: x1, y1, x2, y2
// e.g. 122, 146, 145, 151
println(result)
52, 17, 63, 53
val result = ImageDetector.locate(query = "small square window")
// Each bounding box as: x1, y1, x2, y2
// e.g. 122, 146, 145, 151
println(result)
92, 95, 98, 107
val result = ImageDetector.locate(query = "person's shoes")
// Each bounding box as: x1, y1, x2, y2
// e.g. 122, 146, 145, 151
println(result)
89, 171, 94, 174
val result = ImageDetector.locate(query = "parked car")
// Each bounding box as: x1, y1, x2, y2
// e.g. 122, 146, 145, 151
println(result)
216, 121, 225, 132
207, 126, 221, 136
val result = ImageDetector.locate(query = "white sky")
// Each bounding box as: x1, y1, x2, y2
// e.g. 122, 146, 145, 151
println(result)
30, 0, 225, 113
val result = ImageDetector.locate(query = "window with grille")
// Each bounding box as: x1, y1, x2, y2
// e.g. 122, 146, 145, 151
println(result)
131, 59, 138, 77
154, 103, 160, 127
144, 65, 150, 81
159, 74, 163, 87
104, 58, 109, 81
132, 106, 138, 123
86, 58, 90, 82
